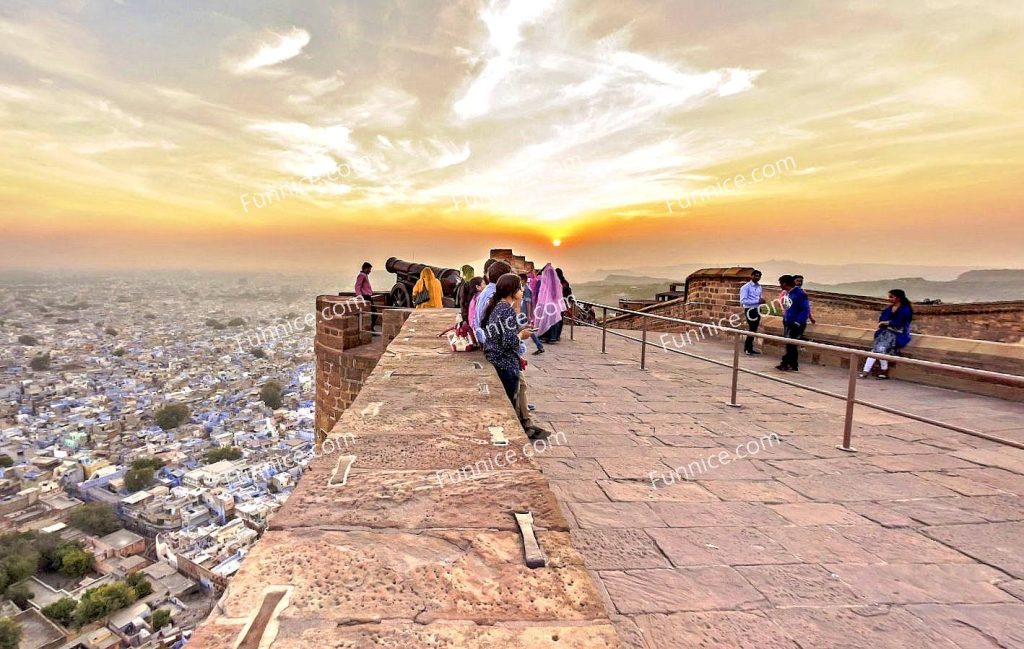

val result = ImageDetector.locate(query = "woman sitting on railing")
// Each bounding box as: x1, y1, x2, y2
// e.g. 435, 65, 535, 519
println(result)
860, 289, 913, 380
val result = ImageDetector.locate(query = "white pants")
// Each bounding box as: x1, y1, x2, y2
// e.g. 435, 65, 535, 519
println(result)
863, 357, 888, 373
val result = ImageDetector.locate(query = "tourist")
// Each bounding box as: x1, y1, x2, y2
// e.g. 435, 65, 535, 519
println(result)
860, 289, 913, 380
481, 274, 534, 404
355, 261, 377, 329
776, 274, 809, 372
460, 277, 484, 326
793, 275, 816, 324
551, 267, 573, 341
519, 273, 544, 355
473, 260, 512, 343
739, 269, 765, 355
534, 263, 563, 343
412, 267, 443, 308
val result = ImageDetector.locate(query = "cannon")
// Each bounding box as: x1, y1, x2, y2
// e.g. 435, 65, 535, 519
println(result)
385, 257, 464, 308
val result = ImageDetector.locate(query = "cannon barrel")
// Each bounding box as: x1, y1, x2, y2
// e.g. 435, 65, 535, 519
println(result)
385, 257, 464, 307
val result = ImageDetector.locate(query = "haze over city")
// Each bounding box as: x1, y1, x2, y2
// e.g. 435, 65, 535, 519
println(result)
2, 0, 1023, 272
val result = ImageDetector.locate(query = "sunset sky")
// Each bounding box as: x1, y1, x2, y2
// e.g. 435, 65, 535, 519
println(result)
1, 0, 1022, 273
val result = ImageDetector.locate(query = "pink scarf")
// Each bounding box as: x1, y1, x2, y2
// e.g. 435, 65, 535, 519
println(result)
533, 263, 563, 337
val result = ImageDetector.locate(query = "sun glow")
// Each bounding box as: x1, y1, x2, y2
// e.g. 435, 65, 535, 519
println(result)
552, 239, 561, 247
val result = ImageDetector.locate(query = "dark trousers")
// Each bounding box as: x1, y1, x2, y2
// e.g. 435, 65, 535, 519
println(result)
496, 367, 520, 405
744, 308, 761, 352
782, 321, 806, 369
543, 319, 563, 342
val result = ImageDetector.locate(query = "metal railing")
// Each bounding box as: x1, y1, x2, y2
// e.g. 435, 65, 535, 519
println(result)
566, 300, 1024, 451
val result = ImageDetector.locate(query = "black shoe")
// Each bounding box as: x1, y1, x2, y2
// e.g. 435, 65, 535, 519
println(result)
525, 425, 551, 440
745, 350, 760, 356
775, 363, 791, 371
532, 348, 544, 355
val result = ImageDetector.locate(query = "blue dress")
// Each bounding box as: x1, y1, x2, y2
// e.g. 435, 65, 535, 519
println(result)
872, 304, 912, 354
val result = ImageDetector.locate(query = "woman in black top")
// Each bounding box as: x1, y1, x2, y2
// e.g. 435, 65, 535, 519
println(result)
482, 274, 535, 404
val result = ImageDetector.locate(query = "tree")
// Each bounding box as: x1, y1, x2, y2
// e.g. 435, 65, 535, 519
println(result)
204, 447, 242, 463
104, 327, 118, 336
73, 581, 136, 626
56, 546, 94, 578
154, 403, 190, 430
251, 347, 267, 359
461, 264, 475, 281
227, 317, 245, 327
131, 457, 164, 471
30, 353, 51, 371
127, 573, 153, 599
112, 348, 126, 357
42, 598, 77, 627
67, 503, 120, 536
123, 467, 155, 492
0, 455, 12, 468
0, 532, 40, 592
0, 617, 21, 649
259, 381, 283, 409
17, 334, 38, 346
151, 608, 172, 630
204, 318, 223, 328
5, 582, 33, 609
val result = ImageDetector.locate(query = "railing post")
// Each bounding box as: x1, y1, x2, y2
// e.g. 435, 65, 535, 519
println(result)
569, 303, 575, 341
601, 306, 608, 354
838, 352, 859, 452
728, 332, 741, 407
640, 317, 648, 370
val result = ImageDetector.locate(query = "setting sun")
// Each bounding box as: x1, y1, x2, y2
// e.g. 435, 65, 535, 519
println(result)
552, 239, 561, 247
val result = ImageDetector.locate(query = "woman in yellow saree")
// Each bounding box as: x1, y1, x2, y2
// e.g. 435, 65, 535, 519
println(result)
412, 267, 444, 308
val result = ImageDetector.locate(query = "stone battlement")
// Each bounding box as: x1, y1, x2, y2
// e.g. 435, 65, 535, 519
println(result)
191, 310, 621, 648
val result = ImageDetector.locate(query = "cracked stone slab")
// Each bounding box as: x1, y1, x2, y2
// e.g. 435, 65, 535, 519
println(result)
923, 521, 1024, 578
905, 603, 1024, 648
635, 612, 800, 649
822, 563, 1016, 605
768, 606, 965, 649
600, 567, 766, 614
215, 529, 606, 625
270, 467, 568, 532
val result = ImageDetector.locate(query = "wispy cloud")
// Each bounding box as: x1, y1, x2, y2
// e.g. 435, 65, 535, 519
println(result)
231, 27, 310, 75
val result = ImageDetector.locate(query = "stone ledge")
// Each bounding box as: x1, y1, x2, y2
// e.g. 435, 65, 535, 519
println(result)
194, 309, 622, 648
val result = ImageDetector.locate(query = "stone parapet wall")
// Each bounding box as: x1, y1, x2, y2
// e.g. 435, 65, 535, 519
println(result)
191, 309, 622, 648
313, 296, 413, 444
607, 267, 1023, 345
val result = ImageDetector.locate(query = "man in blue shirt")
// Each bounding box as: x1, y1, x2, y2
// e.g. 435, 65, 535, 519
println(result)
739, 269, 764, 355
777, 274, 810, 371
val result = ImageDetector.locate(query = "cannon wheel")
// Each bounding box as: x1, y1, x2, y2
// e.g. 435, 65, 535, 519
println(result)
389, 283, 411, 308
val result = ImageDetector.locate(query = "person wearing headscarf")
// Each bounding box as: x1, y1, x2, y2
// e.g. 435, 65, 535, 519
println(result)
860, 289, 913, 380
533, 263, 563, 342
412, 267, 443, 308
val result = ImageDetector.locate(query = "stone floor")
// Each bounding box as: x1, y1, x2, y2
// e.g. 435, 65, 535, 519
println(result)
526, 326, 1024, 649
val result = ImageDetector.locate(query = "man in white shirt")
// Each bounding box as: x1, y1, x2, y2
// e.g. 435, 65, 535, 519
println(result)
739, 270, 765, 355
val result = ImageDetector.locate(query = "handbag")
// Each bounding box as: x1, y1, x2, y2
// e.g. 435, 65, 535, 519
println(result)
439, 320, 477, 352
413, 289, 431, 306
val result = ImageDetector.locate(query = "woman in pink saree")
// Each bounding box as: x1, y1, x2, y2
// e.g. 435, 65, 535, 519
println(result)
532, 263, 563, 340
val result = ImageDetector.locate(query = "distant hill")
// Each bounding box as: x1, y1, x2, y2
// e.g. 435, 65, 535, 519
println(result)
809, 269, 1024, 303
573, 274, 676, 305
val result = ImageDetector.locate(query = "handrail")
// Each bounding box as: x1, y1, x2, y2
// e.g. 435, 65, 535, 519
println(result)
566, 299, 1024, 451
